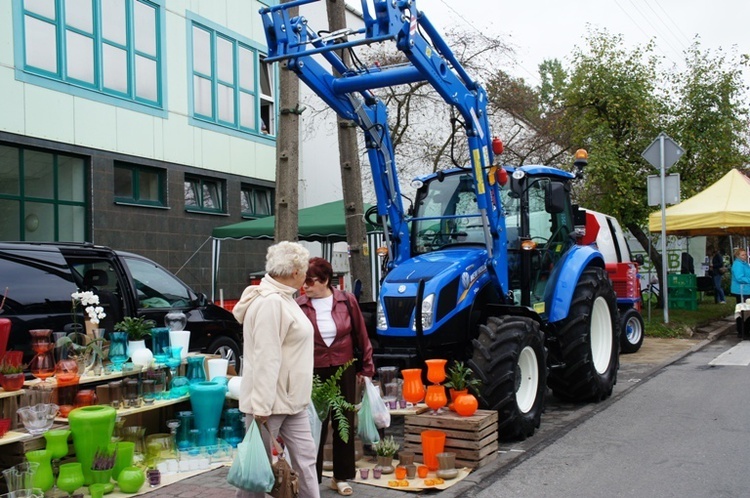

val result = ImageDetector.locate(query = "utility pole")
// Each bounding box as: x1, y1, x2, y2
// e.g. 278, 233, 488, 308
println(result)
274, 0, 301, 242
326, 0, 373, 301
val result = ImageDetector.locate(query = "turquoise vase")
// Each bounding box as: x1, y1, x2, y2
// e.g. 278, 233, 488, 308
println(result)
68, 405, 116, 485
25, 449, 54, 492
109, 332, 129, 371
151, 327, 170, 364
189, 381, 227, 446
186, 356, 206, 384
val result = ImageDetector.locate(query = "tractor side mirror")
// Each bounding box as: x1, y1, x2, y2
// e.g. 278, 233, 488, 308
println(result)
545, 182, 566, 214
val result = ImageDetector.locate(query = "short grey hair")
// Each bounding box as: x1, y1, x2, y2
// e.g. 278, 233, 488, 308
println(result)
265, 241, 310, 277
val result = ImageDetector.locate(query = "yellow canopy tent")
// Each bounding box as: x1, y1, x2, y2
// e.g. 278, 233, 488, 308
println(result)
648, 169, 750, 236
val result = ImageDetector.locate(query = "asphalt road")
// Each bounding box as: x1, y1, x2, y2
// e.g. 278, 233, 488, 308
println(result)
471, 331, 750, 498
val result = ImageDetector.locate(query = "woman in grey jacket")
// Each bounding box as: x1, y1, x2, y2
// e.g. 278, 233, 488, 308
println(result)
232, 241, 320, 498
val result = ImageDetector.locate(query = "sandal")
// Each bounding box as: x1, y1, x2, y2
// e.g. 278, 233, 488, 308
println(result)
330, 478, 353, 496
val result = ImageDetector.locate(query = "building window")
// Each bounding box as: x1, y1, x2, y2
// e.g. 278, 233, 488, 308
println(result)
20, 0, 163, 107
114, 162, 165, 206
189, 19, 276, 136
241, 185, 274, 218
0, 144, 87, 242
185, 175, 225, 213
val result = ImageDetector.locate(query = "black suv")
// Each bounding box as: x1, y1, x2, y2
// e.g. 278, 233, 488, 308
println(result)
0, 242, 242, 370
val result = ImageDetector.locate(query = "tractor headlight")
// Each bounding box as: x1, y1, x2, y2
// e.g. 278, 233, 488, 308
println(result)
413, 293, 435, 330
376, 300, 387, 330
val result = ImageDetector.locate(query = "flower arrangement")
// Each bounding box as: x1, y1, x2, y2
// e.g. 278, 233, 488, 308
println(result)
373, 435, 400, 457
72, 291, 106, 325
91, 447, 116, 471
114, 316, 156, 341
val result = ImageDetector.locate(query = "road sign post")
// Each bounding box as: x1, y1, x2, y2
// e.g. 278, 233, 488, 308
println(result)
642, 132, 684, 324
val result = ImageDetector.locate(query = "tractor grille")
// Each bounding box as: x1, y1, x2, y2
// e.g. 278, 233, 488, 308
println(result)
384, 297, 415, 328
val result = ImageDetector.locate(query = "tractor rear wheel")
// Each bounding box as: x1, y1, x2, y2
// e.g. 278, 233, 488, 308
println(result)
469, 315, 546, 441
548, 266, 619, 402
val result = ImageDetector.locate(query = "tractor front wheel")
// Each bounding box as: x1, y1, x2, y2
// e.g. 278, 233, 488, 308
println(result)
469, 316, 547, 441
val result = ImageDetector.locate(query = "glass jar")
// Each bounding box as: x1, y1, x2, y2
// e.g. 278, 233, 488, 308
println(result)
186, 356, 206, 384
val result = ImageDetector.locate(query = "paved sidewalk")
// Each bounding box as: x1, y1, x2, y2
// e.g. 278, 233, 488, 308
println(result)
144, 318, 735, 498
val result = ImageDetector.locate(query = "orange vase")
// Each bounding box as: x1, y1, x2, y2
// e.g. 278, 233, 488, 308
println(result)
454, 393, 479, 417
424, 359, 447, 385
424, 385, 447, 413
401, 368, 425, 404
421, 430, 445, 471
448, 389, 468, 411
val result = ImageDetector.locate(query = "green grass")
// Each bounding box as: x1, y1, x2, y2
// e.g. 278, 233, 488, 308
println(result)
641, 294, 733, 338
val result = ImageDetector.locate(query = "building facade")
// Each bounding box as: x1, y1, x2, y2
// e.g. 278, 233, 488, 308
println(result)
0, 0, 280, 298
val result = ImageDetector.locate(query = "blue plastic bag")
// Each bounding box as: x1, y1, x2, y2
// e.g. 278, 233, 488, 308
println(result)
226, 419, 275, 492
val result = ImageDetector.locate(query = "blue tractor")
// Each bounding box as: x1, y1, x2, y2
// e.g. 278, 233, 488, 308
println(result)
260, 0, 619, 440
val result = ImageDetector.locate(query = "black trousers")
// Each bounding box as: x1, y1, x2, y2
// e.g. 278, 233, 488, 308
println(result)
314, 363, 357, 482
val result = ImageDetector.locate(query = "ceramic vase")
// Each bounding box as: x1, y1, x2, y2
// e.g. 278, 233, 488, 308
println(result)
24, 449, 54, 492
68, 405, 116, 485
168, 330, 190, 360
401, 368, 425, 404
188, 381, 227, 446
56, 462, 84, 495
117, 466, 145, 493
112, 441, 135, 483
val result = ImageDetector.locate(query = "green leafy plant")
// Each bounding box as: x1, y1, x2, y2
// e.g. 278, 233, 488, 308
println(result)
55, 332, 105, 363
372, 435, 399, 457
114, 316, 156, 341
0, 361, 26, 375
311, 360, 356, 443
91, 446, 116, 471
444, 361, 482, 395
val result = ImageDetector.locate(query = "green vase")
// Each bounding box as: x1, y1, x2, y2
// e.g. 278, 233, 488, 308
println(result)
68, 405, 116, 485
112, 441, 135, 483
116, 466, 145, 493
57, 462, 85, 495
25, 449, 54, 492
90, 468, 113, 485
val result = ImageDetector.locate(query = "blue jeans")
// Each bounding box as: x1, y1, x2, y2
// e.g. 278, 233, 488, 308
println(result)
713, 274, 725, 302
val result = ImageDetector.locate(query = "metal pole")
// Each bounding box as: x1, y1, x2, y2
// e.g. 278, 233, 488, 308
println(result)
660, 134, 669, 323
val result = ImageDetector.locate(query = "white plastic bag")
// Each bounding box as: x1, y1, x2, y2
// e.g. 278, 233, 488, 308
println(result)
357, 385, 380, 444
307, 402, 323, 455
226, 419, 275, 492
364, 377, 391, 429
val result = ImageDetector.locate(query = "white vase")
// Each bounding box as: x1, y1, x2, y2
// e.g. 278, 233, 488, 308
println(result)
128, 339, 147, 358
169, 330, 190, 360
227, 376, 242, 400
207, 358, 229, 381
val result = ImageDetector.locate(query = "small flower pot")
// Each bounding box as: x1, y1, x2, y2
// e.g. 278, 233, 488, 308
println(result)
0, 372, 25, 391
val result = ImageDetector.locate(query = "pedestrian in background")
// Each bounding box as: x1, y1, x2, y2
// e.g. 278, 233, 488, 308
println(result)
232, 241, 320, 498
297, 257, 375, 497
711, 247, 727, 304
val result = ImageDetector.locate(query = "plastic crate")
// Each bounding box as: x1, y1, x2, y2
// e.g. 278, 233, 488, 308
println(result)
669, 288, 698, 300
667, 274, 697, 289
669, 297, 698, 311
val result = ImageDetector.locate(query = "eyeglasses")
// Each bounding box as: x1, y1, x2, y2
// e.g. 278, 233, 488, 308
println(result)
304, 277, 320, 286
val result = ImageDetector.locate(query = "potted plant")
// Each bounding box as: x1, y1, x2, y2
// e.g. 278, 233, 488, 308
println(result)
0, 360, 26, 391
444, 361, 482, 405
372, 435, 399, 474
90, 446, 116, 485
55, 332, 105, 376
114, 317, 156, 366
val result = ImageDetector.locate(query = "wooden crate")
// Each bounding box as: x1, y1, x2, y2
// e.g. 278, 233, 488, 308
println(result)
402, 409, 498, 469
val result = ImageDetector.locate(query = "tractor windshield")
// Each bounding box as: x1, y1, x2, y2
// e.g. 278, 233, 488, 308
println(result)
412, 173, 483, 254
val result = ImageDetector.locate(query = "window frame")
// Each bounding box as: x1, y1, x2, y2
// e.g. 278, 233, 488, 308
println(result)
240, 184, 274, 218
184, 174, 226, 214
187, 12, 277, 139
15, 0, 166, 113
114, 162, 167, 207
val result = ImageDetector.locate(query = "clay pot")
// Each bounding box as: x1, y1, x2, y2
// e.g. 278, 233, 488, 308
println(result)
436, 452, 459, 480
398, 451, 415, 466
